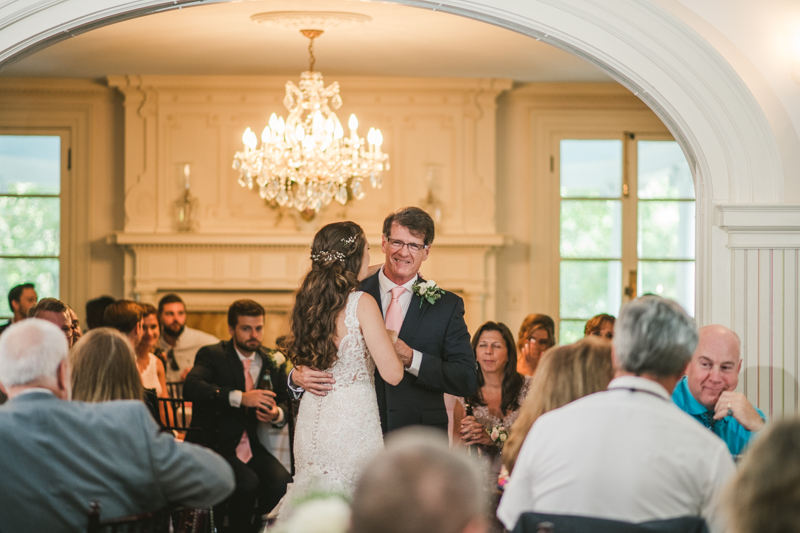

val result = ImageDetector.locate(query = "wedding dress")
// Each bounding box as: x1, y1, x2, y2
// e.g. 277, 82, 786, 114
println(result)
278, 291, 383, 518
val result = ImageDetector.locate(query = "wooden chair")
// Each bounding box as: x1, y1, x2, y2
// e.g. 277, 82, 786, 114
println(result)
87, 501, 170, 533
511, 512, 709, 533
158, 397, 190, 431
88, 502, 212, 533
166, 381, 184, 399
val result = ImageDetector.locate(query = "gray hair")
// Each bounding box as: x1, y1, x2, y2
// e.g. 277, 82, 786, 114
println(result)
351, 428, 486, 533
613, 296, 698, 378
0, 319, 69, 387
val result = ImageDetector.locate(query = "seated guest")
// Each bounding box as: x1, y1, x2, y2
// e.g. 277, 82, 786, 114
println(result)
724, 418, 800, 533
453, 321, 530, 481
502, 337, 614, 474
158, 293, 219, 382
184, 299, 291, 533
584, 313, 615, 340
103, 299, 144, 347
136, 303, 168, 398
673, 324, 765, 456
28, 297, 74, 347
66, 306, 83, 342
70, 328, 144, 402
351, 428, 487, 533
85, 295, 115, 331
0, 282, 37, 335
498, 296, 735, 532
0, 319, 235, 533
515, 314, 555, 376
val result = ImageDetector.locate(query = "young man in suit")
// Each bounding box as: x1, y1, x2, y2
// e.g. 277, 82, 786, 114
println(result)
184, 299, 291, 533
291, 207, 477, 433
0, 319, 234, 533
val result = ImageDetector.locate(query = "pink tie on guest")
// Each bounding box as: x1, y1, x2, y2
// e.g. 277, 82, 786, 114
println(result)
385, 286, 406, 333
235, 358, 254, 464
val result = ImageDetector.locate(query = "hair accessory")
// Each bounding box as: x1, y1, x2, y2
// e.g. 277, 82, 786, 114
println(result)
311, 249, 346, 263
341, 235, 357, 246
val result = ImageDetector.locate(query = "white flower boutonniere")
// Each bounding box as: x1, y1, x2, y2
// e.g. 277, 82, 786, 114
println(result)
412, 279, 445, 308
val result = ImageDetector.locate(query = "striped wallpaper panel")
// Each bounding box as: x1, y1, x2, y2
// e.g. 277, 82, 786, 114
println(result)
732, 249, 799, 419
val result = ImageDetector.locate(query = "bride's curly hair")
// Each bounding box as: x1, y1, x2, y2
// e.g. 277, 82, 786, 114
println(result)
284, 221, 367, 371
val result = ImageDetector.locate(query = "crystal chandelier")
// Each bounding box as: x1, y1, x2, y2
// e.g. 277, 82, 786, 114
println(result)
233, 29, 389, 214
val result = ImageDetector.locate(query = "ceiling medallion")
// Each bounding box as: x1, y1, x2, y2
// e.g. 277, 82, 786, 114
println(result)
233, 14, 388, 218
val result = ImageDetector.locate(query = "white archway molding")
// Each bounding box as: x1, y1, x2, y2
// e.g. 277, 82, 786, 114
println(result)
0, 0, 790, 329
0, 0, 785, 204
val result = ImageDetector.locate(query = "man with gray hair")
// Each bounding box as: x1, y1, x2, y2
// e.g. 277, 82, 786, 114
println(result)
498, 296, 735, 532
0, 319, 235, 533
351, 428, 487, 533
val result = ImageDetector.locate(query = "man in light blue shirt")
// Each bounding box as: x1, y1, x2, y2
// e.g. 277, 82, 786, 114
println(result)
672, 324, 765, 455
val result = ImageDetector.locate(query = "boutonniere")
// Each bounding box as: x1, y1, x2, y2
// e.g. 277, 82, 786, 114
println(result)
412, 279, 445, 308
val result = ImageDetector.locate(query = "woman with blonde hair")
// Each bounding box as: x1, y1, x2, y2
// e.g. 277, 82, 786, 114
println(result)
503, 337, 614, 473
516, 314, 556, 376
70, 327, 144, 402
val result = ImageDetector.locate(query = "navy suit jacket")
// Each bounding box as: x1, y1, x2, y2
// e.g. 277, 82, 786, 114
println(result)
360, 271, 477, 433
183, 340, 288, 457
0, 392, 234, 532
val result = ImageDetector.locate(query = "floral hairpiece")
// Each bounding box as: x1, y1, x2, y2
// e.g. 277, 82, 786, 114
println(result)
310, 235, 359, 264
310, 250, 346, 263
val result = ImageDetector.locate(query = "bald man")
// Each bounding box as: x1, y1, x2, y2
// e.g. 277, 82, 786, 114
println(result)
672, 325, 766, 455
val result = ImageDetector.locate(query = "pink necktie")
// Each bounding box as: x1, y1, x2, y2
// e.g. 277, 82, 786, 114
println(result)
385, 286, 406, 333
235, 358, 254, 464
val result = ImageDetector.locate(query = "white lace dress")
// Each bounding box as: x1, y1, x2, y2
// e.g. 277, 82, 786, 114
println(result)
279, 292, 383, 518
139, 353, 162, 397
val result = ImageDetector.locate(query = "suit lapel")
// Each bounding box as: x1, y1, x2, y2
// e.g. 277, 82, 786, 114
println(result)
225, 341, 246, 391
254, 349, 269, 389
399, 277, 429, 341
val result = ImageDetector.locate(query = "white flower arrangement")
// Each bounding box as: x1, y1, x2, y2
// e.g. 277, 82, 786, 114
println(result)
412, 279, 445, 308
488, 425, 509, 447
268, 495, 351, 533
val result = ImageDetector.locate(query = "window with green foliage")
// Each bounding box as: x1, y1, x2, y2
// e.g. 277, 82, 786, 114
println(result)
558, 136, 694, 343
0, 135, 61, 320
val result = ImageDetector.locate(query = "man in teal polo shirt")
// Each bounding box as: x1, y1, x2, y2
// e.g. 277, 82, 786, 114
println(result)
673, 324, 765, 455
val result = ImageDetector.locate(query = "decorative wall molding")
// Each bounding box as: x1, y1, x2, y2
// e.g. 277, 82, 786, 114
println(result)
716, 204, 800, 248
112, 231, 507, 331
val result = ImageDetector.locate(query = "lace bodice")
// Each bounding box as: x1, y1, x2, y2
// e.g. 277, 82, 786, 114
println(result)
458, 376, 533, 432
327, 291, 376, 389
279, 291, 383, 520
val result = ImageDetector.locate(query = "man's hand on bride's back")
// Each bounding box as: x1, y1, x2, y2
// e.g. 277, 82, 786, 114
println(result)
293, 365, 335, 396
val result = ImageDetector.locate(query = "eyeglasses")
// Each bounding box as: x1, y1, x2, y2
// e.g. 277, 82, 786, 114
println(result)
386, 238, 428, 255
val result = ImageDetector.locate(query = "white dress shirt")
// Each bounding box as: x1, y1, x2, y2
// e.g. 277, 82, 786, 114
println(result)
377, 266, 422, 376
497, 376, 735, 532
159, 326, 219, 382
229, 346, 283, 424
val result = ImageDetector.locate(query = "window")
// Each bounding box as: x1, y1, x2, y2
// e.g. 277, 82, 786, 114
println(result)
0, 135, 63, 320
558, 134, 694, 343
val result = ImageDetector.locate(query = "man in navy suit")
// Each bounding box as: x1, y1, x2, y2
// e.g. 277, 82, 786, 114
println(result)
291, 207, 477, 433
184, 299, 291, 532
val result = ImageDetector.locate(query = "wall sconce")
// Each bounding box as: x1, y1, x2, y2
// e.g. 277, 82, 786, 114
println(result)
421, 164, 443, 224
176, 163, 199, 232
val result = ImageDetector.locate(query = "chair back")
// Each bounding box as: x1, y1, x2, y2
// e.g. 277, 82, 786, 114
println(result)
87, 501, 170, 533
166, 381, 184, 399
157, 398, 192, 432
512, 512, 708, 533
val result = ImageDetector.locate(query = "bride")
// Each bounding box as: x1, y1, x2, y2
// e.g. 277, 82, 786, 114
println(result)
278, 221, 403, 516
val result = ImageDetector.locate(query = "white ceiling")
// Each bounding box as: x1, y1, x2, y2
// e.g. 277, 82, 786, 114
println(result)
0, 0, 612, 82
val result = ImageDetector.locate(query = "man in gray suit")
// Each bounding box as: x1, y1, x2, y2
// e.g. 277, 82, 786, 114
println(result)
0, 319, 236, 533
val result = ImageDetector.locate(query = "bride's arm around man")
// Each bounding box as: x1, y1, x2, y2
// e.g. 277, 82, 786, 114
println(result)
292, 207, 477, 433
